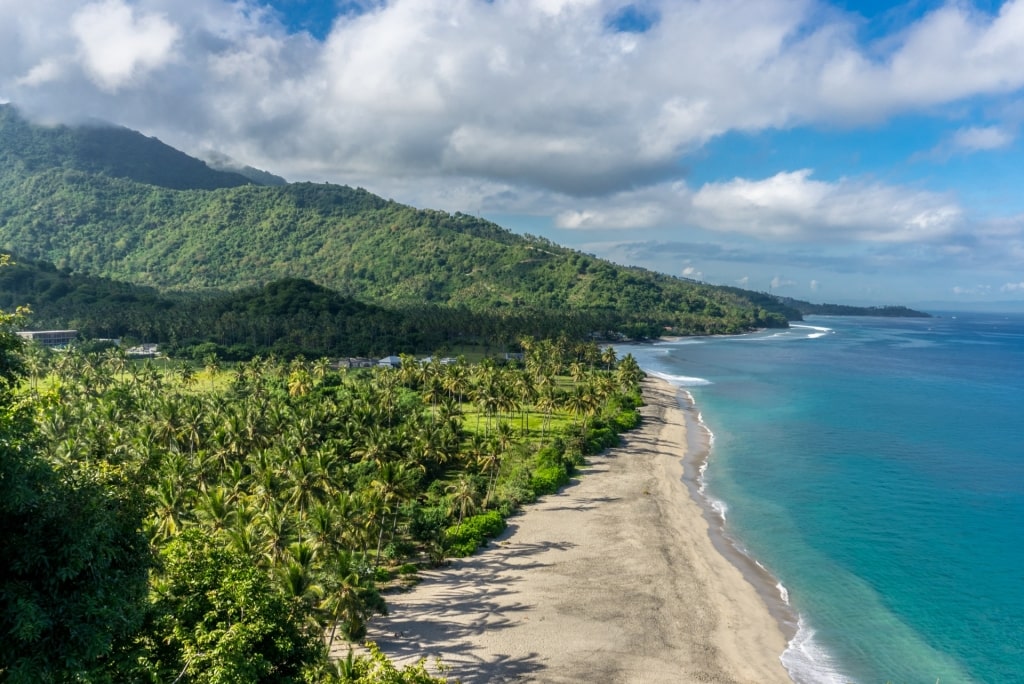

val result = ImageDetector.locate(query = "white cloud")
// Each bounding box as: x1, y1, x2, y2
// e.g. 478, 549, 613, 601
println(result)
951, 125, 1015, 151
3, 0, 1024, 196
681, 266, 703, 280
70, 0, 180, 92
770, 276, 796, 289
691, 169, 962, 243
2, 0, 1024, 295
952, 284, 993, 295
810, 279, 819, 292
736, 276, 750, 286
1001, 281, 1024, 292
15, 59, 63, 87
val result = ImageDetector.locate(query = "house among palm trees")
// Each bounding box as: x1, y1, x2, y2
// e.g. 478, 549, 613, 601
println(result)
338, 357, 375, 369
377, 355, 403, 368
16, 329, 77, 348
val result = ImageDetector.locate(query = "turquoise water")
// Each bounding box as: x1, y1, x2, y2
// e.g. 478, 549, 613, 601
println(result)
622, 314, 1024, 684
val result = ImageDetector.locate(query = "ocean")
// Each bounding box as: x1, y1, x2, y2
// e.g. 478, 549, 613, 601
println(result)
621, 313, 1024, 684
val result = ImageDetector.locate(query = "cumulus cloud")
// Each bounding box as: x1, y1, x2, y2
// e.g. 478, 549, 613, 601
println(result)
770, 275, 796, 290
4, 0, 1024, 297
3, 0, 1024, 197
555, 169, 964, 247
1001, 281, 1024, 292
691, 169, 962, 242
70, 0, 180, 92
951, 125, 1015, 151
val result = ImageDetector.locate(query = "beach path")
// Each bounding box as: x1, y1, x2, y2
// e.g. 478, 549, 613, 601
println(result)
362, 377, 791, 683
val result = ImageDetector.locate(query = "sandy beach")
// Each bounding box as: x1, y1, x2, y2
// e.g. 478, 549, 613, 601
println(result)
365, 377, 792, 683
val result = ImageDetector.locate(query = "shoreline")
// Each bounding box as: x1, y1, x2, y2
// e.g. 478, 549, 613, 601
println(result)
362, 377, 792, 683
672, 385, 802, 653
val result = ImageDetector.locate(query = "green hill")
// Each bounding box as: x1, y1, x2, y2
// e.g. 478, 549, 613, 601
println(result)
0, 104, 253, 191
0, 105, 794, 337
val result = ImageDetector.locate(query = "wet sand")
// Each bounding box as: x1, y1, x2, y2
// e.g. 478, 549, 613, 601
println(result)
364, 377, 792, 683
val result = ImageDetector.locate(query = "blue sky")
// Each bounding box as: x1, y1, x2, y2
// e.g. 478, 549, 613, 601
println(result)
3, 1, 1024, 307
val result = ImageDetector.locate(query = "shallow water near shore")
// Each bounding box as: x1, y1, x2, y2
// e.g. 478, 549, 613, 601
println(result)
622, 313, 1024, 684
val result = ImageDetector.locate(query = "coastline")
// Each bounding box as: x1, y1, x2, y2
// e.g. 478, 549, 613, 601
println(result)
362, 376, 792, 683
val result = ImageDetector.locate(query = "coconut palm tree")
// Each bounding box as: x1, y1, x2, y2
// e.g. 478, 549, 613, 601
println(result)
446, 473, 479, 529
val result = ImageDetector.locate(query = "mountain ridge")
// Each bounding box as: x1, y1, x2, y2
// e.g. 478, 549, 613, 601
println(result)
0, 105, 928, 345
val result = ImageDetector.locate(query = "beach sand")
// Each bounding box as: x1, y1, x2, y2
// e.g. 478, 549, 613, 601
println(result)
363, 377, 792, 683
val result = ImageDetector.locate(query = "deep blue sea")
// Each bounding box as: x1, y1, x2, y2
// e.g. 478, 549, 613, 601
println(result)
621, 313, 1024, 684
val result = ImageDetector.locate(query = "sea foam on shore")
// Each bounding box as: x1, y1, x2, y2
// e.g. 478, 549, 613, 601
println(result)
659, 374, 848, 684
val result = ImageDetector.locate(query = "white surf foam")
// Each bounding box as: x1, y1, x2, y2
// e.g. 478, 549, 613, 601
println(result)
781, 616, 855, 684
646, 369, 712, 386
790, 324, 834, 339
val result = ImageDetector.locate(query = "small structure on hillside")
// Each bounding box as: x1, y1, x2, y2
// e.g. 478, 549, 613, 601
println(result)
17, 330, 77, 348
126, 343, 160, 357
338, 357, 375, 369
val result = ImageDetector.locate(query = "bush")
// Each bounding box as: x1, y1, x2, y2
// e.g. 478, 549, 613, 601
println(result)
585, 427, 619, 454
493, 464, 536, 509
408, 505, 447, 542
612, 408, 640, 431
442, 511, 507, 557
530, 464, 568, 496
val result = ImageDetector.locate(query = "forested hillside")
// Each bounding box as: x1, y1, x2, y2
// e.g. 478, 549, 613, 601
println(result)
0, 257, 674, 358
0, 104, 789, 338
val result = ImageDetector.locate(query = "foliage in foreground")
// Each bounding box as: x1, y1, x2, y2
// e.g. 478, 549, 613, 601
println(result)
1, 317, 645, 681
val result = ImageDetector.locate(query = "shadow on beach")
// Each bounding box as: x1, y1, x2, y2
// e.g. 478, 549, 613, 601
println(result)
365, 538, 582, 683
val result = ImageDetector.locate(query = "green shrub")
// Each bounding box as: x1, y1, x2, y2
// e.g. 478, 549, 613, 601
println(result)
530, 464, 568, 496
585, 427, 619, 454
397, 563, 418, 575
442, 511, 507, 557
612, 408, 640, 431
494, 465, 536, 508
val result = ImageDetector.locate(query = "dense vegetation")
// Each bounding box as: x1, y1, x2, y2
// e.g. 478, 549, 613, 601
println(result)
773, 297, 931, 318
1, 285, 647, 681
0, 257, 673, 358
0, 104, 790, 338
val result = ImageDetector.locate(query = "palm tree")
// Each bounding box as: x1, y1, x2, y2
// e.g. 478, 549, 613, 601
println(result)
148, 477, 187, 543
175, 361, 197, 389
369, 461, 417, 566
277, 541, 325, 631
323, 549, 377, 647
564, 384, 593, 429
446, 473, 479, 528
476, 443, 503, 509
616, 353, 644, 392
602, 345, 618, 371
203, 352, 221, 390
193, 485, 235, 533
352, 425, 400, 470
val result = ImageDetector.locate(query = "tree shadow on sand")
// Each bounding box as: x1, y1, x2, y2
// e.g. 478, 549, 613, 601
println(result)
364, 537, 582, 682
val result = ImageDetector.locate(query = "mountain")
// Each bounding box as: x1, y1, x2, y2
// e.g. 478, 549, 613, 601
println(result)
0, 105, 253, 191
204, 151, 288, 186
0, 105, 921, 343
0, 105, 796, 337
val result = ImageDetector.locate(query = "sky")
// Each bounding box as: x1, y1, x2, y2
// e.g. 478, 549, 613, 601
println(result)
3, 0, 1024, 307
